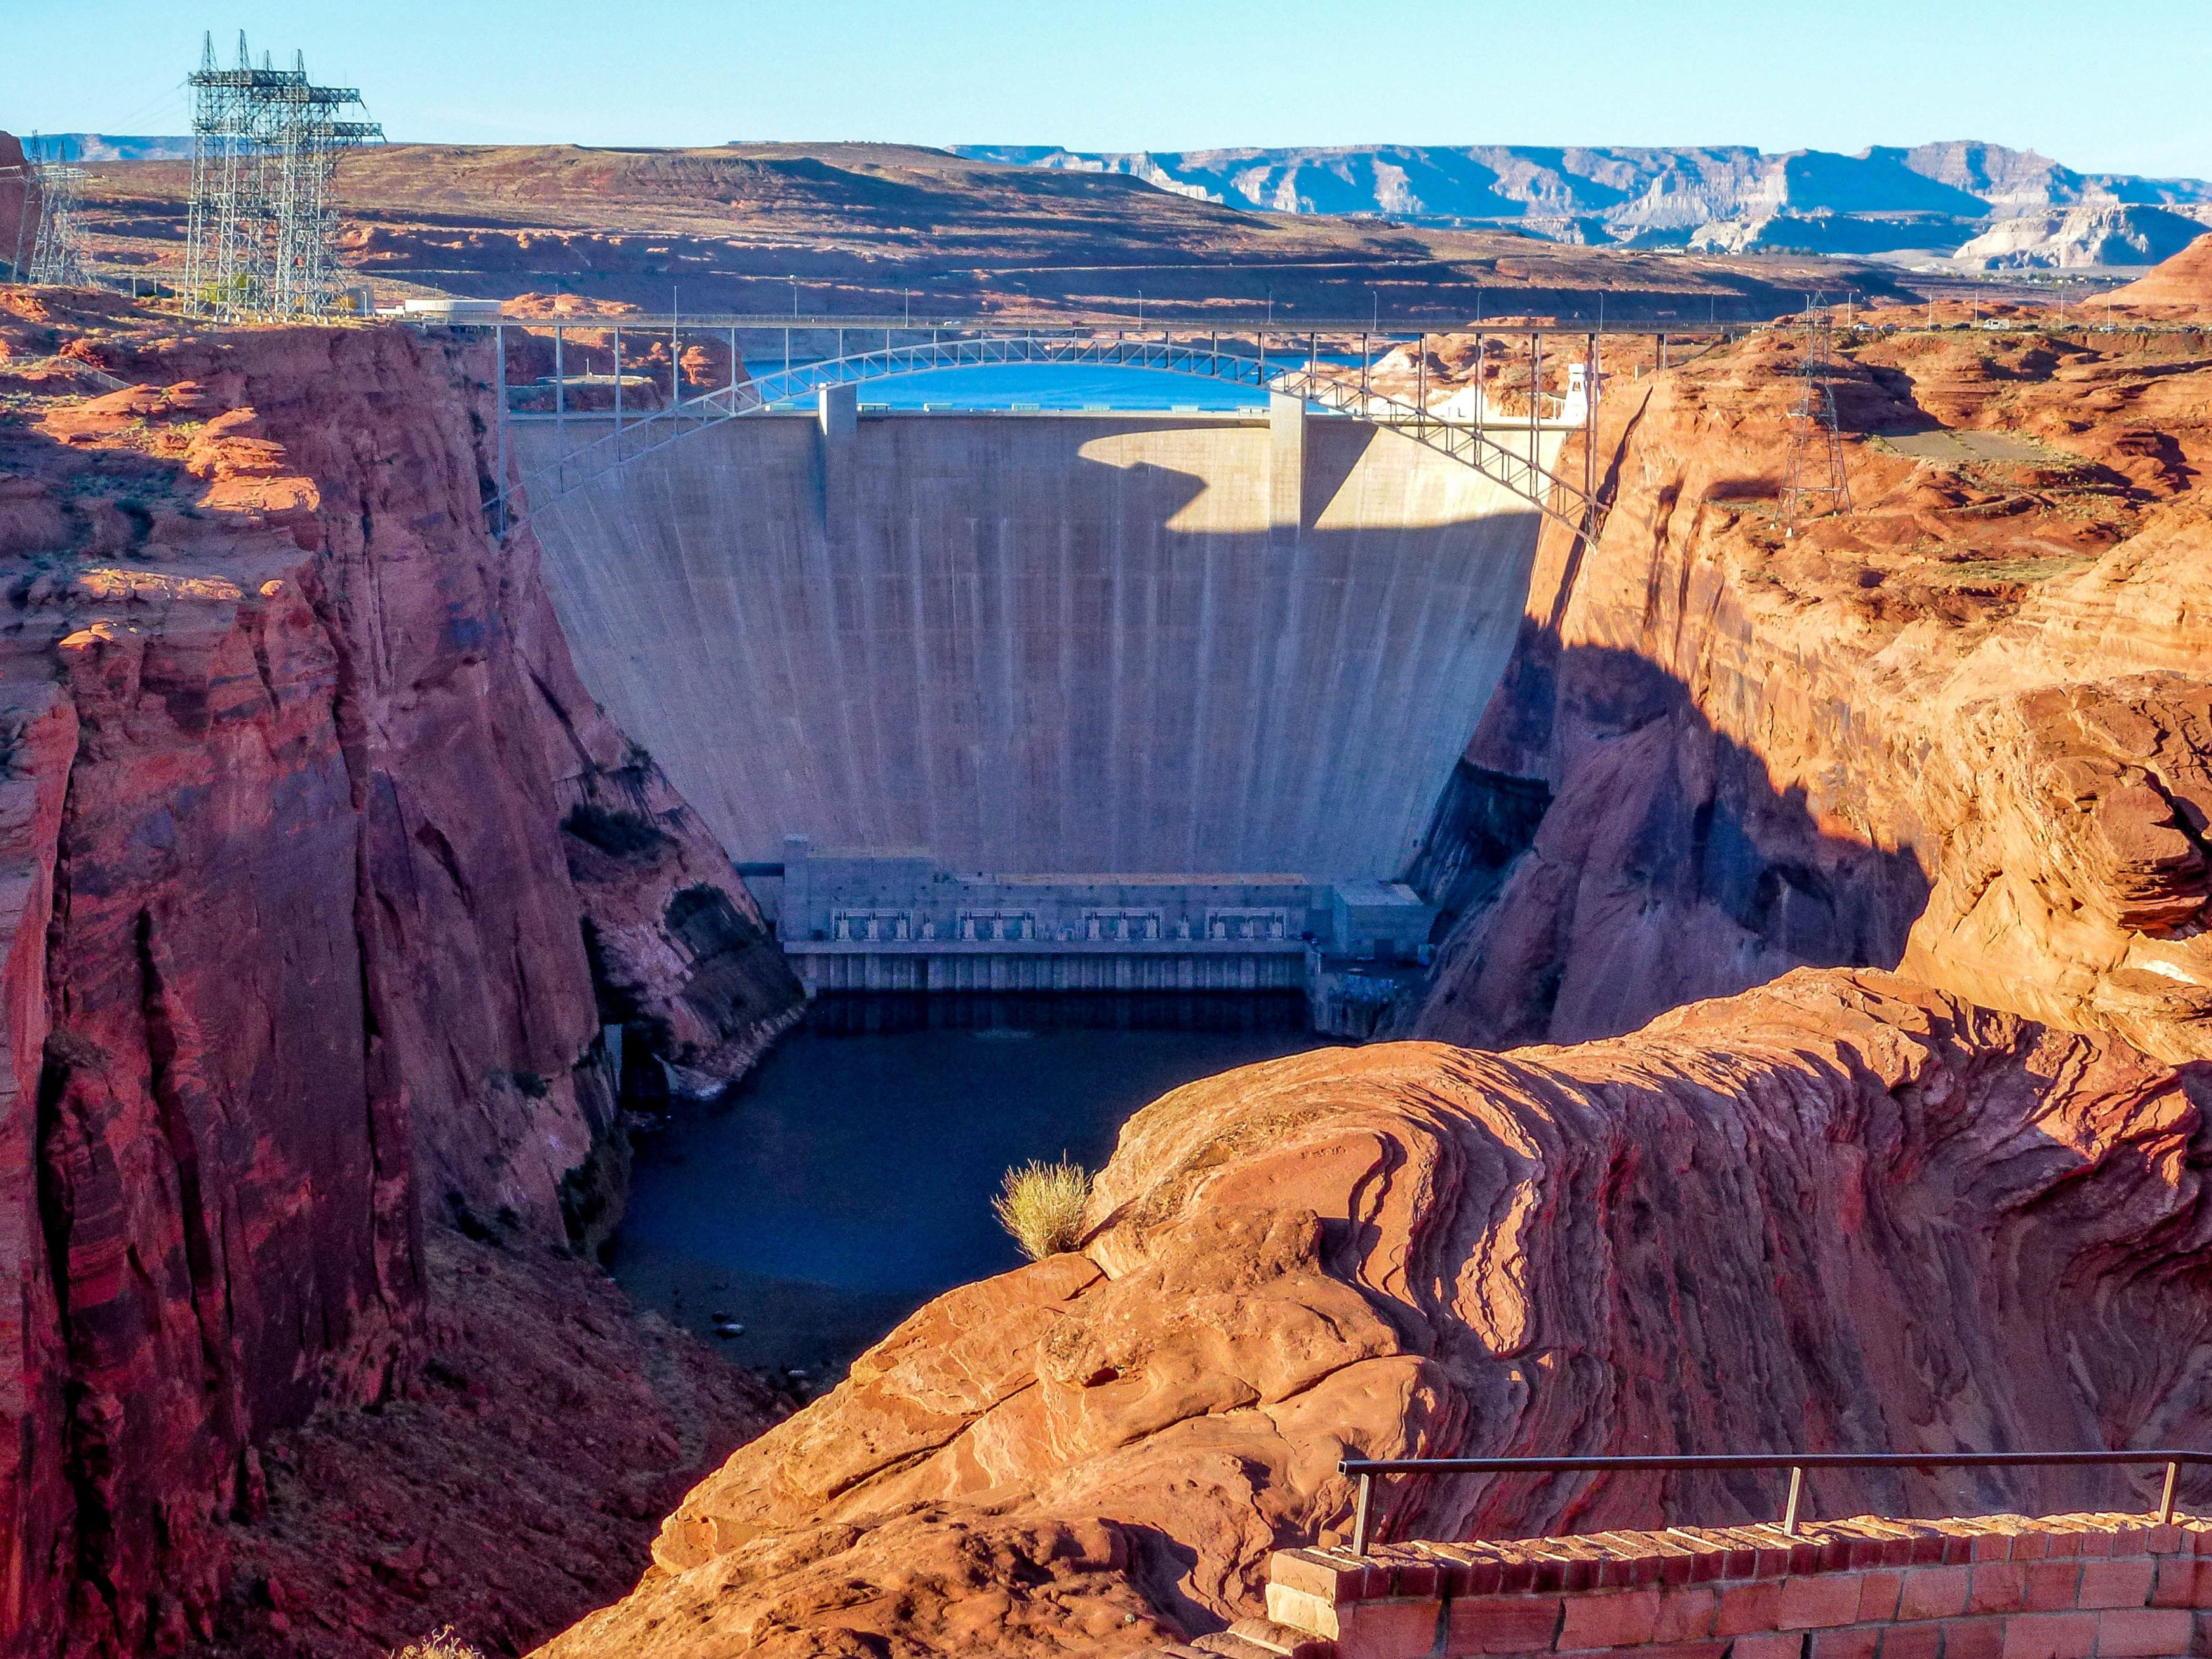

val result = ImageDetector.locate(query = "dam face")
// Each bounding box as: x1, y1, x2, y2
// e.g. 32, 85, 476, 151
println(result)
520, 403, 1552, 989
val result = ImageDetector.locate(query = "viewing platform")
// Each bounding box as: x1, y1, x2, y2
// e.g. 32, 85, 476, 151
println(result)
1165, 1511, 2212, 1659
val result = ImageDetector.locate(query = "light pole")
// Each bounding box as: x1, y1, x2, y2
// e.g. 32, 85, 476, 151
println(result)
790, 275, 799, 318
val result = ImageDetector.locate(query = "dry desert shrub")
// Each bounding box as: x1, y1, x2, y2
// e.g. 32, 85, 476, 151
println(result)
992, 1158, 1092, 1260
390, 1632, 485, 1659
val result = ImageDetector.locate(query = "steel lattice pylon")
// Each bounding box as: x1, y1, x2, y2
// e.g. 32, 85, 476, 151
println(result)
26, 154, 87, 286
5, 137, 89, 286
1780, 304, 1853, 538
184, 32, 382, 321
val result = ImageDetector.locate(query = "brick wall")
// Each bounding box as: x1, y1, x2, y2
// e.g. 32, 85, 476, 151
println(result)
1261, 1511, 2212, 1659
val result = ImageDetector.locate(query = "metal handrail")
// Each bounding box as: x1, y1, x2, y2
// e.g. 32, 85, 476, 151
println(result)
488, 312, 1734, 337
1336, 1451, 2212, 1558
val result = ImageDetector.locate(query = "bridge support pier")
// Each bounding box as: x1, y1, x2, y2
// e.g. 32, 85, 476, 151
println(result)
1269, 390, 1305, 537
818, 382, 857, 539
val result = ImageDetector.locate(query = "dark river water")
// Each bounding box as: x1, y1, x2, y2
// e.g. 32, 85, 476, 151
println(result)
605, 992, 1337, 1379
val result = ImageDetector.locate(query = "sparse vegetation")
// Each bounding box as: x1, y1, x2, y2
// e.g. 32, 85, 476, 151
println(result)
991, 1157, 1092, 1261
389, 1631, 485, 1659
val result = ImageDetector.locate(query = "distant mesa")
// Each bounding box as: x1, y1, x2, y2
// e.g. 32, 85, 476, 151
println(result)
956, 140, 2212, 267
24, 133, 194, 162
48, 131, 2212, 270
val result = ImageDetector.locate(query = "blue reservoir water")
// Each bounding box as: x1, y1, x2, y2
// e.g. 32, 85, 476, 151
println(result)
737, 353, 1376, 413
745, 360, 1267, 411
605, 993, 1337, 1378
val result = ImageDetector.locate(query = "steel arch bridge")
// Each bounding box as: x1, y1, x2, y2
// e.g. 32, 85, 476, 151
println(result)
496, 329, 1607, 538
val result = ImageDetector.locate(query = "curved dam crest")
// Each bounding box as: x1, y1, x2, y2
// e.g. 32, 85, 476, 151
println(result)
521, 407, 1557, 885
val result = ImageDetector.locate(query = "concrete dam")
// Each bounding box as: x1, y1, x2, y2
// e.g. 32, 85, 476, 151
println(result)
519, 395, 1559, 1004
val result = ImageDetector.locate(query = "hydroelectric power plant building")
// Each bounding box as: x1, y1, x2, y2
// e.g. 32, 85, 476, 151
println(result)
514, 336, 1581, 1026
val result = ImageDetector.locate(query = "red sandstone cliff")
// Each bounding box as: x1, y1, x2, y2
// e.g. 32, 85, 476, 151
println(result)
1408, 321, 2212, 1063
537, 970, 2212, 1656
0, 285, 800, 1656
0, 136, 37, 281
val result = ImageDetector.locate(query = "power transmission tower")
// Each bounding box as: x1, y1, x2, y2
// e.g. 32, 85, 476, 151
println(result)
3, 159, 28, 279
1780, 302, 1852, 538
185, 31, 382, 321
5, 136, 89, 286
27, 154, 89, 286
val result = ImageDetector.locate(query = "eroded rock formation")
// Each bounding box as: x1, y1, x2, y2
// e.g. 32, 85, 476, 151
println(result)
538, 970, 2212, 1656
1408, 319, 2212, 1063
0, 285, 800, 1656
2109, 232, 2212, 315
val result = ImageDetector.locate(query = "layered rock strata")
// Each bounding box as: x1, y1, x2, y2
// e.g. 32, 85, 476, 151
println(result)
0, 287, 799, 1657
539, 970, 2212, 1656
2109, 233, 2212, 316
1408, 319, 2212, 1062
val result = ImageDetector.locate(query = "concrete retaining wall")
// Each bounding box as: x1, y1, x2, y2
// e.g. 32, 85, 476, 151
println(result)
520, 410, 1553, 882
1252, 1512, 2212, 1659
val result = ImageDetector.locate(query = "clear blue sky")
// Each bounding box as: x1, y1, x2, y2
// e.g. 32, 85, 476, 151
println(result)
10, 0, 2209, 180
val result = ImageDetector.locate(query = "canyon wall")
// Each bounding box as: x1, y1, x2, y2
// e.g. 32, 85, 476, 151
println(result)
0, 289, 799, 1656
539, 969, 2212, 1657
1409, 323, 2212, 1063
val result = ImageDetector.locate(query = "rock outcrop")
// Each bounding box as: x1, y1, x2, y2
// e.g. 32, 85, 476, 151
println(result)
200, 1230, 781, 1659
538, 970, 2212, 1656
2108, 232, 2212, 315
0, 287, 800, 1657
1408, 318, 2212, 1063
1952, 205, 2211, 271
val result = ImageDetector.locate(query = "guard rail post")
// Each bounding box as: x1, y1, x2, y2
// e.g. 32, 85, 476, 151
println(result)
1334, 1450, 2211, 1559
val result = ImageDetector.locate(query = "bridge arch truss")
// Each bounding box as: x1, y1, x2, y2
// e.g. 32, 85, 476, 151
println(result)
494, 326, 1612, 539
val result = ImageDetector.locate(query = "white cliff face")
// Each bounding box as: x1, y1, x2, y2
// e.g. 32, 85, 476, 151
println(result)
1954, 204, 2212, 269
956, 140, 2212, 266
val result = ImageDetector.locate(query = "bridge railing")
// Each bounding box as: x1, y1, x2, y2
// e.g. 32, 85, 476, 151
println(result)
1336, 1450, 2212, 1557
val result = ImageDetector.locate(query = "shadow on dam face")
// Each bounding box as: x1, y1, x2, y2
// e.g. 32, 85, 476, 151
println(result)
520, 411, 1556, 884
